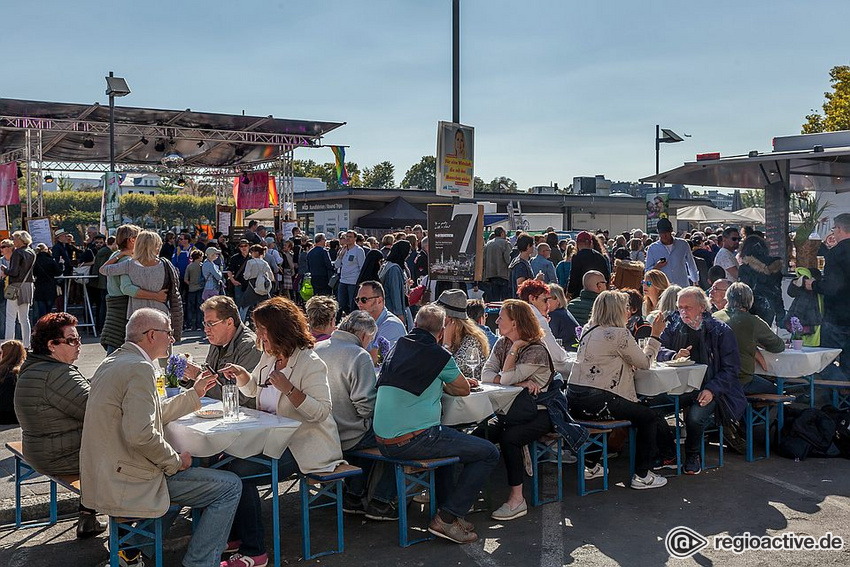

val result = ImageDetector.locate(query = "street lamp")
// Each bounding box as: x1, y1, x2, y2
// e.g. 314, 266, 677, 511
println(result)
655, 125, 686, 189
105, 72, 131, 173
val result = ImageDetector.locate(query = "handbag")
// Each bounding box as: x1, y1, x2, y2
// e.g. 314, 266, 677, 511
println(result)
328, 271, 340, 291
73, 265, 92, 285
3, 251, 35, 301
501, 341, 555, 426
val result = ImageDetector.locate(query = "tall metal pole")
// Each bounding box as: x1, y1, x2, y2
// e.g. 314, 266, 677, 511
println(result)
453, 0, 460, 124
655, 124, 660, 192
109, 71, 116, 173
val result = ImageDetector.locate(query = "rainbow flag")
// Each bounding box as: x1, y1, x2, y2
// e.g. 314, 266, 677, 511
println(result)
330, 146, 349, 186
268, 176, 279, 206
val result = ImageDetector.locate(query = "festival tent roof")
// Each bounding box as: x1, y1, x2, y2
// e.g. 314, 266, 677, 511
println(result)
734, 207, 803, 225
356, 197, 426, 229
676, 205, 754, 224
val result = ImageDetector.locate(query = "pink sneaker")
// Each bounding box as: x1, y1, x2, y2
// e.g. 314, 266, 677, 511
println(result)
224, 540, 241, 553
221, 553, 268, 567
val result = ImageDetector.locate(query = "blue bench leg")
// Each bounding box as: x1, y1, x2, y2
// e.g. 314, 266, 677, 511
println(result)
109, 517, 119, 567
601, 434, 609, 492
577, 442, 586, 496
336, 480, 344, 555
271, 459, 279, 567
531, 443, 540, 506
154, 517, 163, 567
746, 404, 754, 462
628, 428, 636, 480
14, 456, 22, 528
300, 476, 311, 560
395, 465, 408, 547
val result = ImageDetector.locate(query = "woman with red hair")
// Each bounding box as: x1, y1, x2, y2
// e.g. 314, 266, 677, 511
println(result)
516, 279, 570, 376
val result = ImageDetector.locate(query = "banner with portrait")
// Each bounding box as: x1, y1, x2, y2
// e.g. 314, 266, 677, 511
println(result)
436, 121, 474, 199
427, 204, 483, 282
646, 192, 669, 233
102, 172, 122, 231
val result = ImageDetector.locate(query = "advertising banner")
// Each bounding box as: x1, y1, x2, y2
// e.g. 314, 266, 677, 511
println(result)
102, 172, 122, 232
646, 192, 669, 233
436, 121, 474, 199
427, 204, 483, 282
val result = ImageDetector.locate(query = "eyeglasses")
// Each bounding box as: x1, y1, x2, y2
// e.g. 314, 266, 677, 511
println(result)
355, 296, 379, 304
641, 280, 652, 287
147, 329, 174, 338
53, 336, 81, 346
202, 319, 224, 329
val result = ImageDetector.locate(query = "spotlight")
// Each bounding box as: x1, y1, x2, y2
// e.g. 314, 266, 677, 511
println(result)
177, 177, 186, 187
234, 146, 245, 157
140, 136, 149, 145
44, 173, 54, 183
168, 137, 175, 146
154, 139, 166, 152
83, 137, 95, 149
197, 140, 204, 148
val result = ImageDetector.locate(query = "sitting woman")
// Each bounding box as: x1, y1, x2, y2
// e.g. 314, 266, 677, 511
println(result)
517, 279, 570, 376
0, 339, 25, 424
647, 284, 681, 325
567, 291, 667, 490
642, 269, 669, 316
479, 299, 555, 521
546, 283, 580, 350
219, 297, 345, 567
436, 289, 490, 380
305, 295, 338, 342
13, 313, 106, 537
623, 288, 652, 339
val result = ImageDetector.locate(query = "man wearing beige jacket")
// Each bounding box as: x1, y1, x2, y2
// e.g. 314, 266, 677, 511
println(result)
80, 308, 242, 567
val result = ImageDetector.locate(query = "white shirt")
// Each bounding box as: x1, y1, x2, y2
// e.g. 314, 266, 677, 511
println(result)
530, 304, 571, 375
257, 362, 283, 414
714, 248, 739, 280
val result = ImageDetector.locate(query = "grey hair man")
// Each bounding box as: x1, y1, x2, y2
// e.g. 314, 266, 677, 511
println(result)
80, 308, 242, 566
314, 310, 397, 520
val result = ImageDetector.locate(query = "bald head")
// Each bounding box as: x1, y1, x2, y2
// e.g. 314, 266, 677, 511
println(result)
582, 270, 607, 293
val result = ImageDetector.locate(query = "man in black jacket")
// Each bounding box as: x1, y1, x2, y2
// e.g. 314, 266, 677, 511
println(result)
307, 233, 334, 296
567, 231, 610, 299
807, 213, 850, 380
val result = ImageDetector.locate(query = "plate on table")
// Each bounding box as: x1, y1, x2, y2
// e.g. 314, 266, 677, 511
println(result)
664, 359, 695, 367
195, 408, 224, 419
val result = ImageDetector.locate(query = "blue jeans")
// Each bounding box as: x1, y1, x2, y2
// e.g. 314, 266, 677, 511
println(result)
486, 277, 510, 302
678, 391, 718, 455
225, 449, 300, 557
820, 321, 850, 381
346, 428, 397, 504
161, 467, 242, 567
337, 283, 357, 315
378, 425, 499, 519
743, 375, 776, 395
186, 290, 202, 329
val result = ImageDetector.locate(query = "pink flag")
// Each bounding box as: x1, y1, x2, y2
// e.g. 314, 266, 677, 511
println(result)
0, 162, 20, 206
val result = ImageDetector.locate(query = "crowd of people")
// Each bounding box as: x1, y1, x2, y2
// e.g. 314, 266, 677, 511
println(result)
3, 212, 850, 566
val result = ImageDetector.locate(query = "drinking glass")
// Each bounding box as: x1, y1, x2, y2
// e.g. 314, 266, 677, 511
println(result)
466, 349, 481, 383
638, 338, 649, 350
222, 384, 240, 422
555, 338, 564, 348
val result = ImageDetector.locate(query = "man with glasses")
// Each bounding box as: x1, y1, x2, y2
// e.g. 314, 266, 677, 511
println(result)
708, 278, 732, 312
183, 295, 261, 408
335, 230, 365, 315
81, 308, 241, 567
806, 213, 850, 380
356, 281, 406, 357
713, 227, 741, 281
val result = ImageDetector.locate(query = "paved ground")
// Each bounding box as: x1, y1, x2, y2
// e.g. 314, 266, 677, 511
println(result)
1, 336, 849, 566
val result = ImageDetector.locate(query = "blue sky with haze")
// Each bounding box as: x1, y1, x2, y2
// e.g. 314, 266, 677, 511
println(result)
4, 1, 848, 190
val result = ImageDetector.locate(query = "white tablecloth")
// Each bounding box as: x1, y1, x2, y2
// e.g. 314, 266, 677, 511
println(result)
757, 347, 842, 378
164, 399, 301, 458
441, 383, 523, 426
563, 352, 706, 396
634, 364, 707, 396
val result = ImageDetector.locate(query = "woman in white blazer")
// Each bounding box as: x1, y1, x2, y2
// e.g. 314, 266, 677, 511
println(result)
219, 296, 344, 567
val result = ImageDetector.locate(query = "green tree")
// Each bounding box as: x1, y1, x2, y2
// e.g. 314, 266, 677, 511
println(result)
473, 176, 486, 192
402, 156, 436, 190
741, 189, 765, 208
362, 161, 396, 188
484, 176, 518, 193
803, 65, 850, 133
121, 193, 157, 223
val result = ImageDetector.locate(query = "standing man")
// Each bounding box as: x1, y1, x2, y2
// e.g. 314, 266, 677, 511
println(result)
335, 230, 365, 315
483, 227, 512, 302
530, 243, 557, 284
172, 233, 195, 326
227, 239, 251, 312
567, 231, 610, 299
807, 213, 850, 380
644, 218, 699, 288
713, 226, 741, 281
243, 220, 262, 245
307, 233, 334, 296
80, 309, 242, 567
508, 234, 535, 298
373, 304, 499, 543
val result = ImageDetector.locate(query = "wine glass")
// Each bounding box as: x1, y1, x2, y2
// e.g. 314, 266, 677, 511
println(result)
466, 349, 481, 383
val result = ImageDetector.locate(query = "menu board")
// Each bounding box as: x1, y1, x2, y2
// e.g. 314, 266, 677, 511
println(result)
26, 216, 53, 248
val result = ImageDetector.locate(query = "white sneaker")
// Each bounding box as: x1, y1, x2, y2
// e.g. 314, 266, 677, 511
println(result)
631, 470, 668, 490
584, 463, 604, 480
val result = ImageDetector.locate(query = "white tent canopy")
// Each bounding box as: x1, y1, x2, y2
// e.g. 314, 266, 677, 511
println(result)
734, 207, 802, 225
244, 208, 276, 221
675, 205, 754, 225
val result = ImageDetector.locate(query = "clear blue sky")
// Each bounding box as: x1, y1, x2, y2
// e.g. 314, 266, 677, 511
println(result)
4, 1, 848, 190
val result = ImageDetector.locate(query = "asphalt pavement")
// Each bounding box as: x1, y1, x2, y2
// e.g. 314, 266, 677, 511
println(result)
1, 334, 849, 566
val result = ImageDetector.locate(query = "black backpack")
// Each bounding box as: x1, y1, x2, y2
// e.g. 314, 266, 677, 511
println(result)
821, 405, 850, 459
779, 407, 840, 460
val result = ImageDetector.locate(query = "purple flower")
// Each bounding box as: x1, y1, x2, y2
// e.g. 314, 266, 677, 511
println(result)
165, 354, 187, 387
789, 316, 804, 339
375, 336, 392, 365
575, 326, 584, 340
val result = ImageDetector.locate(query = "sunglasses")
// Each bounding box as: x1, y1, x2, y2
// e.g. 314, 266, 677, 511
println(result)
53, 336, 81, 346
641, 281, 652, 287
355, 296, 379, 304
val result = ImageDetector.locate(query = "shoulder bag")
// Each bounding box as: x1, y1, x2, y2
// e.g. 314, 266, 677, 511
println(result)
4, 251, 35, 302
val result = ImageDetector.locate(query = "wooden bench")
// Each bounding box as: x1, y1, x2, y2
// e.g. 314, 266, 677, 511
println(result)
345, 447, 460, 547
299, 463, 363, 560
5, 441, 80, 528
529, 433, 564, 506
574, 420, 635, 496
745, 393, 796, 462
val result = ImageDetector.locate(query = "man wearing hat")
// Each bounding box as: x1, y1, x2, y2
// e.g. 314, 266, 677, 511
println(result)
644, 218, 699, 288
566, 231, 610, 299
52, 229, 74, 277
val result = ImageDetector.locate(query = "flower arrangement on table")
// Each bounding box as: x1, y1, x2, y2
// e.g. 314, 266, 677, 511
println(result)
789, 316, 804, 342
165, 354, 188, 388
573, 326, 584, 350
374, 336, 391, 366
